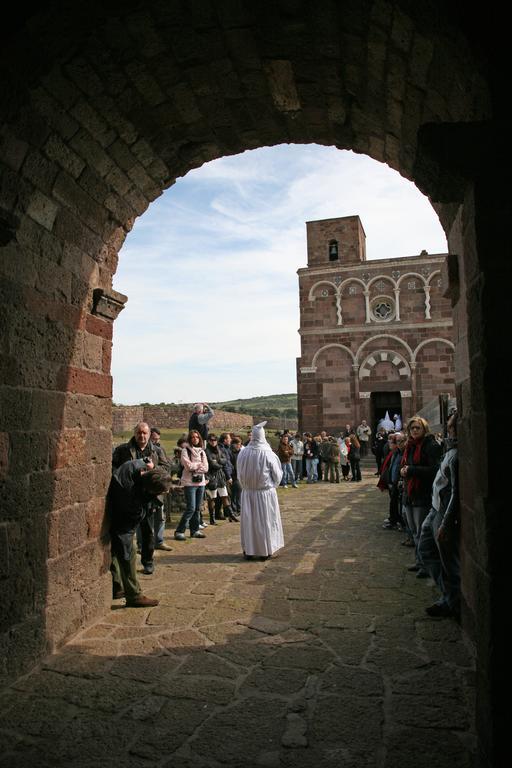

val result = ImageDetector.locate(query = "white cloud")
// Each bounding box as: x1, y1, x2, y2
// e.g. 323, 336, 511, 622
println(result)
112, 145, 447, 404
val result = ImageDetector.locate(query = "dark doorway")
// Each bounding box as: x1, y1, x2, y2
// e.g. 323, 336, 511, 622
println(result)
370, 391, 402, 434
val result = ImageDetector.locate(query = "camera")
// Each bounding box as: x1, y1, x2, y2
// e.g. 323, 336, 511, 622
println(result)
143, 457, 152, 465
192, 474, 204, 483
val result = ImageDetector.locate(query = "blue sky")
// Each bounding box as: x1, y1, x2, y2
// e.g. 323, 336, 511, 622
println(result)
112, 144, 447, 405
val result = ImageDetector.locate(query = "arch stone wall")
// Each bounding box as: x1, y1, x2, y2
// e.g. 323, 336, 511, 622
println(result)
0, 3, 509, 763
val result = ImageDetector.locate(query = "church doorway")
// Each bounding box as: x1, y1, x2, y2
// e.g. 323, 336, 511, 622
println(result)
370, 391, 402, 434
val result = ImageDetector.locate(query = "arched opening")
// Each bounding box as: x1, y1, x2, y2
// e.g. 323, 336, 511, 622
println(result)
1, 3, 506, 764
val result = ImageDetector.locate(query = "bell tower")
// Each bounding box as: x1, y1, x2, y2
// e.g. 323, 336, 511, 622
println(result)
306, 214, 366, 267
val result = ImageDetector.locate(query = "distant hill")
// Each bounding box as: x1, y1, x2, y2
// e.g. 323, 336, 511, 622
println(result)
211, 393, 297, 421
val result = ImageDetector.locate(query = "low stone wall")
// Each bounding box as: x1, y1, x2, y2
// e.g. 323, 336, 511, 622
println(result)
113, 405, 252, 434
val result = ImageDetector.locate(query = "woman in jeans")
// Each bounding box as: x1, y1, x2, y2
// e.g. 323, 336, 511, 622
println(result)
174, 430, 209, 541
349, 433, 362, 481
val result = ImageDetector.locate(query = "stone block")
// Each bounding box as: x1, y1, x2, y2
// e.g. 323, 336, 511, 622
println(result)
10, 431, 49, 473
30, 469, 70, 516
86, 497, 108, 539
0, 614, 47, 689
85, 430, 112, 466
56, 503, 89, 555
22, 150, 60, 196
30, 390, 66, 431
0, 387, 32, 432
45, 592, 82, 648
70, 129, 114, 179
102, 340, 112, 374
26, 190, 59, 231
83, 332, 104, 371
0, 128, 29, 172
59, 366, 112, 398
67, 464, 97, 503
63, 393, 112, 430
44, 134, 85, 179
53, 170, 108, 236
48, 429, 87, 470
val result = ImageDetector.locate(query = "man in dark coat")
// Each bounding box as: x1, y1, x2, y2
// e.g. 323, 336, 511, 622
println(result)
188, 402, 215, 442
112, 422, 171, 574
109, 460, 172, 607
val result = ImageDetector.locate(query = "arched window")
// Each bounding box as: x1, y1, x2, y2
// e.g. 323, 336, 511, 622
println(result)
329, 240, 339, 261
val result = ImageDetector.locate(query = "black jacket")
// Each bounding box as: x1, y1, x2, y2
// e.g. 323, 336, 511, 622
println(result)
205, 444, 227, 487
401, 434, 442, 507
108, 459, 155, 532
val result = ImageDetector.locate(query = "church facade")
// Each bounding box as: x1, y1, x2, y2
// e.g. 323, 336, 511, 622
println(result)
296, 216, 455, 435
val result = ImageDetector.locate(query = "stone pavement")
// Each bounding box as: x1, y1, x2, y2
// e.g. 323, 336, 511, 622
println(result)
0, 473, 476, 768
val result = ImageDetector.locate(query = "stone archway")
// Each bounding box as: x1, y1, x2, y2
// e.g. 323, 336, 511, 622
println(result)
1, 3, 508, 764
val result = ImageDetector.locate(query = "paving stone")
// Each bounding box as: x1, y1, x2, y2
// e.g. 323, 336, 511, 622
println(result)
1, 478, 475, 766
240, 666, 309, 696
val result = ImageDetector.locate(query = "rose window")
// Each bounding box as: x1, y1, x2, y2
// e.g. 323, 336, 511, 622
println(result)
371, 297, 395, 322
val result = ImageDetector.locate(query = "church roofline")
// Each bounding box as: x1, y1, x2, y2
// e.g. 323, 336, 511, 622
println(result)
297, 252, 448, 275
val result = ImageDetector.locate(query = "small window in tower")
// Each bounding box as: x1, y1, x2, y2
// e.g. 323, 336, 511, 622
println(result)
328, 240, 339, 261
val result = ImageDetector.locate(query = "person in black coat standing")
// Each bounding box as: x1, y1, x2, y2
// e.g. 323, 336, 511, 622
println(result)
109, 460, 172, 607
400, 416, 442, 578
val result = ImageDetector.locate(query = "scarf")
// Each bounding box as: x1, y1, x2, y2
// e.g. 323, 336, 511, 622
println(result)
401, 437, 423, 500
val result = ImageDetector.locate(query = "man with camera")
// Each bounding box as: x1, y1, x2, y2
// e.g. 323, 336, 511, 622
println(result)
112, 422, 171, 575
109, 458, 172, 606
188, 402, 215, 442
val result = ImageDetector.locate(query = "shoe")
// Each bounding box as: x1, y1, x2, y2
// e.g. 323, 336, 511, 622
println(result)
209, 518, 217, 526
382, 522, 398, 530
401, 538, 414, 547
155, 543, 172, 551
416, 569, 429, 579
199, 523, 206, 529
113, 589, 125, 599
142, 563, 154, 575
292, 483, 298, 488
126, 594, 159, 608
426, 603, 453, 617
191, 531, 206, 538
228, 514, 240, 522
407, 564, 420, 572
201, 521, 209, 527
174, 532, 186, 541
282, 485, 288, 489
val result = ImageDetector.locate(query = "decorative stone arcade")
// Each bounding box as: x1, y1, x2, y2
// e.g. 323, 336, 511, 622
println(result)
0, 4, 509, 766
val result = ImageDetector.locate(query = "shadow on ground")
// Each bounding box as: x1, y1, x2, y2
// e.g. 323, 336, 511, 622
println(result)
0, 479, 475, 768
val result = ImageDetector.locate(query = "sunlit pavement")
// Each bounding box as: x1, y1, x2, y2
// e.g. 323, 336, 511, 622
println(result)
0, 472, 475, 768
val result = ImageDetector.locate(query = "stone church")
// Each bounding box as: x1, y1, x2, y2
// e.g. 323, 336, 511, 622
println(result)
296, 216, 455, 434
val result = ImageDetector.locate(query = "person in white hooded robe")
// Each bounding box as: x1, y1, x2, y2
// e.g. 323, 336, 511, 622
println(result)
237, 421, 284, 560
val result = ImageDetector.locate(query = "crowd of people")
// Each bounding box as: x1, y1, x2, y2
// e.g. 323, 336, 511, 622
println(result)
108, 405, 287, 607
109, 403, 460, 622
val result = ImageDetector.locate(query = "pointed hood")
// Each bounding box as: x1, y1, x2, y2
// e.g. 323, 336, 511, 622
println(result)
248, 421, 272, 451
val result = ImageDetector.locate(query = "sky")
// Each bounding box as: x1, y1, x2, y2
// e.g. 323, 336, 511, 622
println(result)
111, 144, 448, 405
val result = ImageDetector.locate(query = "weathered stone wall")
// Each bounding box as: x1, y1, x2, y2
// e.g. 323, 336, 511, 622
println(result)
0, 4, 507, 763
112, 405, 252, 434
111, 405, 143, 433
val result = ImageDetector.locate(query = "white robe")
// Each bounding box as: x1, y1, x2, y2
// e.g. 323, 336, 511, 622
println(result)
237, 441, 284, 557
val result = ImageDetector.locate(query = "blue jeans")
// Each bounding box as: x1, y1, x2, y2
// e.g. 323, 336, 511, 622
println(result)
418, 508, 460, 612
306, 457, 318, 482
176, 485, 205, 536
281, 462, 295, 486
292, 458, 303, 480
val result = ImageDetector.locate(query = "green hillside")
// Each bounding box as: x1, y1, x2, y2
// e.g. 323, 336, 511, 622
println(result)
211, 393, 297, 420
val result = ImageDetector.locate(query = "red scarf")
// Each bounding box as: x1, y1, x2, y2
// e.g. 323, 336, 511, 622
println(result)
401, 437, 423, 499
